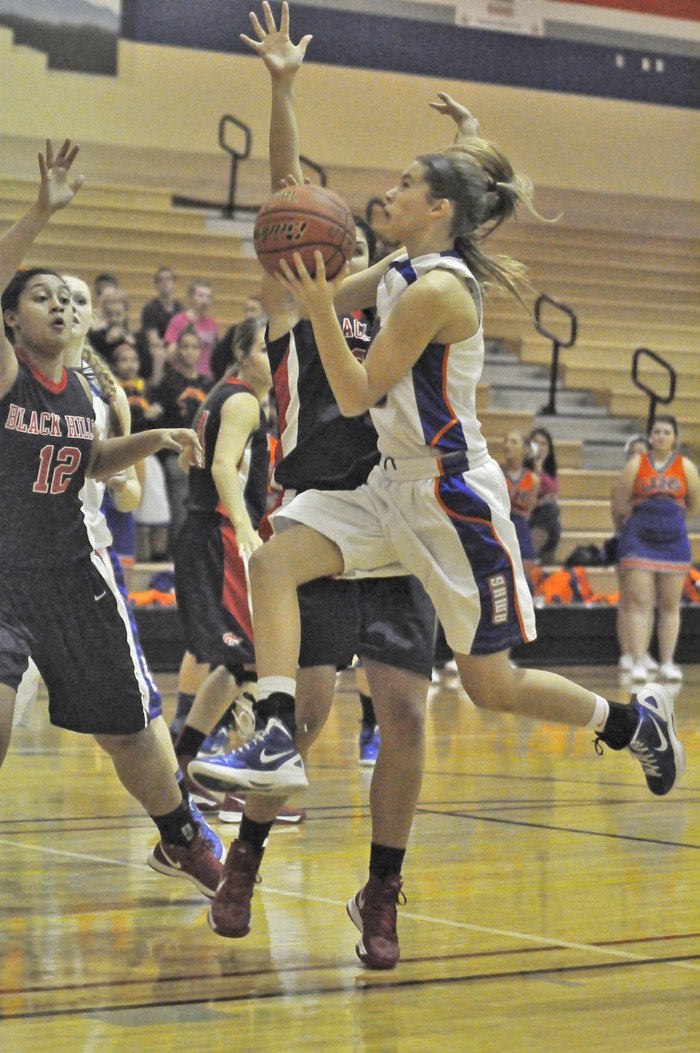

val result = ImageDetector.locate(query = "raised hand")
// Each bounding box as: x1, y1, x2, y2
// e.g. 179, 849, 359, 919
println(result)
37, 139, 85, 214
240, 1, 312, 79
429, 93, 480, 141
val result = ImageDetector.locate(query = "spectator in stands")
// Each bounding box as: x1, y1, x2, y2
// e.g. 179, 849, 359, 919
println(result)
111, 341, 170, 560
501, 430, 539, 575
211, 293, 265, 381
92, 271, 119, 327
152, 326, 212, 549
528, 427, 561, 564
164, 279, 219, 380
139, 266, 184, 385
89, 288, 138, 365
613, 416, 700, 682
365, 196, 400, 262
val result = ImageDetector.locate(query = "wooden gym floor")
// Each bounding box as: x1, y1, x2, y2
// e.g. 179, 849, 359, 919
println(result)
1, 664, 698, 1052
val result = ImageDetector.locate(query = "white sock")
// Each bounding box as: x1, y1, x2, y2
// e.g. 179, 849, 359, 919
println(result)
585, 694, 610, 733
257, 675, 296, 701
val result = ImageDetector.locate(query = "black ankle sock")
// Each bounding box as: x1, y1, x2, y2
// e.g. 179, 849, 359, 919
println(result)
256, 691, 296, 736
369, 842, 405, 882
175, 725, 207, 759
599, 699, 639, 750
174, 691, 195, 722
239, 814, 273, 853
231, 664, 258, 687
151, 799, 197, 846
359, 692, 376, 728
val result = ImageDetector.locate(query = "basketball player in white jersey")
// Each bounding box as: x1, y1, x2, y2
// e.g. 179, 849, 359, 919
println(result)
195, 2, 684, 969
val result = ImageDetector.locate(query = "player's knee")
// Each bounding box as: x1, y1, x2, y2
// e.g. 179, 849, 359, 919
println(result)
377, 693, 425, 747
249, 542, 286, 589
93, 725, 151, 757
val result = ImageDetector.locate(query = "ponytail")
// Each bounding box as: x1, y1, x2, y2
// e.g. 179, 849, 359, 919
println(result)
81, 343, 123, 436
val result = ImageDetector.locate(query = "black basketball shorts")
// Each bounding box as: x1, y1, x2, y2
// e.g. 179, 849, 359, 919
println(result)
0, 553, 150, 735
174, 512, 255, 673
298, 574, 435, 678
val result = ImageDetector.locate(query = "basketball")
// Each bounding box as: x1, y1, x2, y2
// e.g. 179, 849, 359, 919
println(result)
253, 183, 356, 279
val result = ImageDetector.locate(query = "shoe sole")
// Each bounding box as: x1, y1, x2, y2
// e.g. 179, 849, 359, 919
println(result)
636, 683, 686, 794
345, 894, 397, 970
189, 759, 309, 796
218, 808, 305, 824
206, 907, 249, 938
358, 758, 377, 768
146, 850, 218, 899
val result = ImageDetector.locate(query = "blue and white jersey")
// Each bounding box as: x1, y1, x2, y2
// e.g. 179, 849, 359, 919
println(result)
78, 375, 113, 552
371, 251, 489, 470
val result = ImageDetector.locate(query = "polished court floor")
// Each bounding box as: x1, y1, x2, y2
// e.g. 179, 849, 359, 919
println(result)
1, 664, 698, 1052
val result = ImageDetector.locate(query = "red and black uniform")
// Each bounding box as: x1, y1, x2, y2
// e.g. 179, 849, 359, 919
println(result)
0, 353, 150, 733
174, 377, 268, 672
266, 312, 436, 677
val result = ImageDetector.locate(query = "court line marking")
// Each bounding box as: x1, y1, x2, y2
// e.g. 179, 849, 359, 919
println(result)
1, 835, 698, 974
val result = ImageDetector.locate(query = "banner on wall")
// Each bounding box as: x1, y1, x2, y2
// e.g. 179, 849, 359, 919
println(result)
455, 0, 545, 36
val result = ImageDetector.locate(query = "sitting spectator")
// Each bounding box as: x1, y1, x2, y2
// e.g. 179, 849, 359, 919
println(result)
528, 427, 562, 564
92, 271, 119, 327
501, 429, 540, 575
138, 265, 184, 385
164, 279, 219, 380
365, 196, 400, 262
110, 342, 162, 431
152, 326, 212, 548
111, 342, 170, 561
211, 292, 264, 381
89, 289, 138, 366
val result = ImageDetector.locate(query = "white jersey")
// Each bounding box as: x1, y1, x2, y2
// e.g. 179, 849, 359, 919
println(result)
370, 251, 489, 470
78, 385, 113, 551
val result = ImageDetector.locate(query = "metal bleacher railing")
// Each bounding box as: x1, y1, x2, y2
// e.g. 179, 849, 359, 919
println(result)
631, 347, 677, 434
172, 114, 326, 215
534, 293, 578, 416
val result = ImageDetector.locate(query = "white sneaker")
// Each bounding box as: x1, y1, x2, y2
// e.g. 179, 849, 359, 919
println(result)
659, 662, 683, 682
630, 661, 648, 682
644, 653, 659, 673
618, 653, 634, 673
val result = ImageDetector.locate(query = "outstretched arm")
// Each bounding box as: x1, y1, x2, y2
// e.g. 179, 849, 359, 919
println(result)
241, 1, 312, 190
241, 1, 313, 333
0, 140, 84, 397
87, 428, 203, 481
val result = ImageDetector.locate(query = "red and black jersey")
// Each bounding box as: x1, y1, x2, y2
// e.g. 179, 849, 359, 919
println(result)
0, 354, 96, 576
186, 376, 268, 523
267, 310, 380, 493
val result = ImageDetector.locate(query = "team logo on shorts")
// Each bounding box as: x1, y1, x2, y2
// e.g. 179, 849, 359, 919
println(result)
487, 574, 509, 625
222, 632, 242, 646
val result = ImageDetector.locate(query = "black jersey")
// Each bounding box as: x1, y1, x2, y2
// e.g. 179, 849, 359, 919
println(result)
268, 310, 380, 493
186, 377, 268, 524
0, 355, 96, 576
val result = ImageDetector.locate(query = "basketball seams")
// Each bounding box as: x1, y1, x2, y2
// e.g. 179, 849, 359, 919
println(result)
253, 184, 355, 278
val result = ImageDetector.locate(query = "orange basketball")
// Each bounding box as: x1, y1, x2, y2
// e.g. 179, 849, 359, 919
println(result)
253, 184, 356, 279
